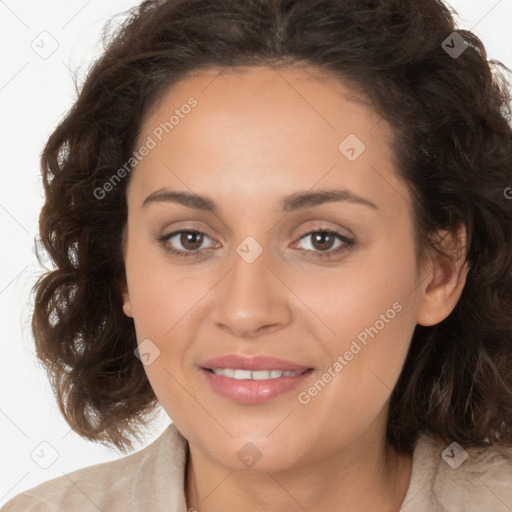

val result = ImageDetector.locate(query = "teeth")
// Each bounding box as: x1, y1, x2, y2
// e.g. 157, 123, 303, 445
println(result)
210, 368, 304, 379
234, 369, 252, 380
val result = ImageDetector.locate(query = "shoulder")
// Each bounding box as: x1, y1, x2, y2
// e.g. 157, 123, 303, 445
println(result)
1, 447, 146, 512
1, 424, 183, 512
403, 434, 512, 511
433, 439, 512, 510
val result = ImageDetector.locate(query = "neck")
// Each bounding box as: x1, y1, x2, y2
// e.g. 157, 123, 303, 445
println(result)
185, 431, 412, 512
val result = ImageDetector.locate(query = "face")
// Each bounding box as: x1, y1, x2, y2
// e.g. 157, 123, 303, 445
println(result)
121, 65, 459, 472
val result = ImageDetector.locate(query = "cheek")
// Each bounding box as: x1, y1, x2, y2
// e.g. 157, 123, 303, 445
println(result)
124, 244, 217, 394
124, 232, 200, 334
302, 249, 419, 422
301, 240, 418, 350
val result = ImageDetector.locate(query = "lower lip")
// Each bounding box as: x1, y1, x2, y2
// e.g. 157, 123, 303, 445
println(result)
201, 368, 314, 404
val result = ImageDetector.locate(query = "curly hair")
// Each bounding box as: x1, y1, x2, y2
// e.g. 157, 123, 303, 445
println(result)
32, 0, 512, 454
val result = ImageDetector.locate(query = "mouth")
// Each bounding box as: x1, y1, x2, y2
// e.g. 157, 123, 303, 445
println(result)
200, 354, 311, 372
204, 368, 308, 379
201, 367, 315, 405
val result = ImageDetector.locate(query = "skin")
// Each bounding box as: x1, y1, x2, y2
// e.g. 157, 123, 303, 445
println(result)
121, 65, 469, 512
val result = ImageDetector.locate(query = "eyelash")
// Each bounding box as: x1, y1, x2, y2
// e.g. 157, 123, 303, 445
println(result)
157, 228, 355, 261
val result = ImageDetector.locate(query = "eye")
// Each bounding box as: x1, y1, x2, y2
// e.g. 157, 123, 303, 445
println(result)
157, 228, 355, 261
292, 229, 355, 261
158, 230, 218, 259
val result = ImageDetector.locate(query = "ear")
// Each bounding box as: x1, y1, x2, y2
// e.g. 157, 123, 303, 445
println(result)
122, 284, 134, 318
416, 223, 470, 327
120, 226, 134, 318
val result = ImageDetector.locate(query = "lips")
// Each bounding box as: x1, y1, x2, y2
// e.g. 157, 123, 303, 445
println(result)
200, 354, 311, 372
199, 354, 314, 404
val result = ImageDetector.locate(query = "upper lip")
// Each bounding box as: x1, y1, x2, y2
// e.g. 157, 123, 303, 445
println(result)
200, 354, 311, 372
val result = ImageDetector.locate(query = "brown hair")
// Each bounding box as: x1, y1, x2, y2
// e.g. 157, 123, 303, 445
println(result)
32, 0, 512, 454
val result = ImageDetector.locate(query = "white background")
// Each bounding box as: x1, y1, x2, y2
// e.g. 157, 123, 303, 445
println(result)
0, 0, 511, 506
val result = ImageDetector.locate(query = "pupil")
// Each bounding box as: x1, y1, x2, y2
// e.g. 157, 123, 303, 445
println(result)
182, 231, 203, 250
313, 232, 333, 251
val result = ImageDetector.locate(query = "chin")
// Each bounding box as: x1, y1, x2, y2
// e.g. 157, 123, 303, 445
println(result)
203, 431, 308, 473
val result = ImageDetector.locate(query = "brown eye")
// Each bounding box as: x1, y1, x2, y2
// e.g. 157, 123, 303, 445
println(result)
157, 228, 355, 262
293, 229, 355, 261
309, 231, 337, 251
158, 230, 215, 259
179, 231, 204, 251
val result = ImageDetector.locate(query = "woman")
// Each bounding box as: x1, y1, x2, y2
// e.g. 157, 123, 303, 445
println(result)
4, 0, 512, 510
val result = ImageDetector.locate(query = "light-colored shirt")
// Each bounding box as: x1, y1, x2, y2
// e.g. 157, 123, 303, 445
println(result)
2, 422, 512, 511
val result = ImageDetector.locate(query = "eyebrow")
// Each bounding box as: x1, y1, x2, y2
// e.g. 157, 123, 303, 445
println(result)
141, 188, 378, 212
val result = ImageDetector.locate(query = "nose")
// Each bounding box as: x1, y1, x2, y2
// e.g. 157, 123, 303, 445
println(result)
210, 244, 292, 339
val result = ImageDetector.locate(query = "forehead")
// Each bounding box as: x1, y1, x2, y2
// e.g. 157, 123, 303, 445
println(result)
141, 65, 381, 151
129, 65, 409, 216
